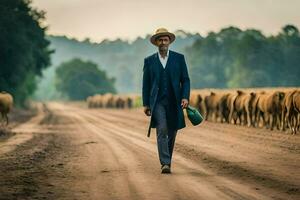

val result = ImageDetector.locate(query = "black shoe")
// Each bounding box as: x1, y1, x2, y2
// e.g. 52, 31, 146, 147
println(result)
161, 165, 171, 174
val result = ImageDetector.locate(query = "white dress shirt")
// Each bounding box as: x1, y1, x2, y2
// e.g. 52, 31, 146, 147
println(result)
158, 50, 169, 69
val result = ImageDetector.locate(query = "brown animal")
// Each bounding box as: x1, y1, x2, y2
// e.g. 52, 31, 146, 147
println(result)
101, 93, 113, 108
292, 91, 300, 134
227, 92, 238, 124
87, 95, 103, 108
250, 92, 261, 127
205, 92, 220, 121
256, 91, 285, 130
0, 91, 13, 125
116, 96, 126, 108
190, 92, 206, 118
95, 95, 104, 108
281, 91, 295, 133
205, 92, 228, 122
232, 90, 256, 126
217, 93, 231, 123
231, 90, 247, 125
189, 92, 200, 108
86, 96, 93, 108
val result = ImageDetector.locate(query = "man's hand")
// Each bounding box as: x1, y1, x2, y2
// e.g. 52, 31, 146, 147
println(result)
144, 106, 151, 116
181, 99, 189, 109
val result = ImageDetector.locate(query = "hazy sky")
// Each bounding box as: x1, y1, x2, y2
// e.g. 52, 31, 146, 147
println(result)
32, 0, 300, 42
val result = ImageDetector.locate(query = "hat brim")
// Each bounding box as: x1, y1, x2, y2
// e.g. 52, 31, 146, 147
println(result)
150, 32, 175, 46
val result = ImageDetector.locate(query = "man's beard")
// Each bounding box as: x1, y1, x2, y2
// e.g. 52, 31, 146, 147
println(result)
159, 45, 168, 52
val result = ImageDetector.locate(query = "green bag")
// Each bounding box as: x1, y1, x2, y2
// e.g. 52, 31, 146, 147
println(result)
186, 105, 203, 126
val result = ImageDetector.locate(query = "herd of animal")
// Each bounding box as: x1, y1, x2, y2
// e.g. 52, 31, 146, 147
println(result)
1, 88, 299, 135
86, 88, 300, 134
189, 88, 300, 134
86, 93, 140, 109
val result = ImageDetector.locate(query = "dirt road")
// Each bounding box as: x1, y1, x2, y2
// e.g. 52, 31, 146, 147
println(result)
0, 102, 299, 200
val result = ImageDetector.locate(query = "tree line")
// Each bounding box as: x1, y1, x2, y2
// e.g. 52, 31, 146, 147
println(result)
186, 25, 300, 89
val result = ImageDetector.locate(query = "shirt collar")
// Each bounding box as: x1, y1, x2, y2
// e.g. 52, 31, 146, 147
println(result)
158, 50, 169, 59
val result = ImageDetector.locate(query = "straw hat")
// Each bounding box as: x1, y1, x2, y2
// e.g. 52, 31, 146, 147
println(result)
150, 28, 176, 45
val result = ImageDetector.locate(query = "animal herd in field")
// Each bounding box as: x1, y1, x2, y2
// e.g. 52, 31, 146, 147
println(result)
0, 91, 13, 126
189, 89, 300, 135
86, 93, 140, 109
1, 88, 299, 135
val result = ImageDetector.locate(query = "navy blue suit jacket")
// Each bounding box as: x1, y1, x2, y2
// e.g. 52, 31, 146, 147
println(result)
142, 50, 190, 136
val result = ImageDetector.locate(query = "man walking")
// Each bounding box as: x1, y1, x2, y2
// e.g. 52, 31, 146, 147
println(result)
142, 28, 190, 174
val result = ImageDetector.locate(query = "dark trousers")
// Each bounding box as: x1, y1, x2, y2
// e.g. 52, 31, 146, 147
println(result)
153, 97, 177, 166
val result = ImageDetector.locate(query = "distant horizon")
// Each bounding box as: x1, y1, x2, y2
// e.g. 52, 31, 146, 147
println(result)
47, 23, 297, 43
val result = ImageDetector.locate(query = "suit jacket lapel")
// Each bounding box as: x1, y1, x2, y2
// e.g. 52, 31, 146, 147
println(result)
165, 51, 173, 70
154, 53, 161, 79
155, 53, 164, 69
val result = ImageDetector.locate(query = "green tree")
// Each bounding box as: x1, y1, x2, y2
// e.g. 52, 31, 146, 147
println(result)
186, 25, 300, 88
276, 25, 300, 86
0, 0, 52, 106
55, 58, 116, 100
186, 27, 242, 88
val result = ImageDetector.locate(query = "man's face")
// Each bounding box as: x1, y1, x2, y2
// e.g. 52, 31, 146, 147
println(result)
155, 35, 170, 51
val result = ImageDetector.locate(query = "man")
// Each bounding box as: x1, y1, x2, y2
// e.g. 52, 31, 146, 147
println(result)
142, 28, 190, 174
